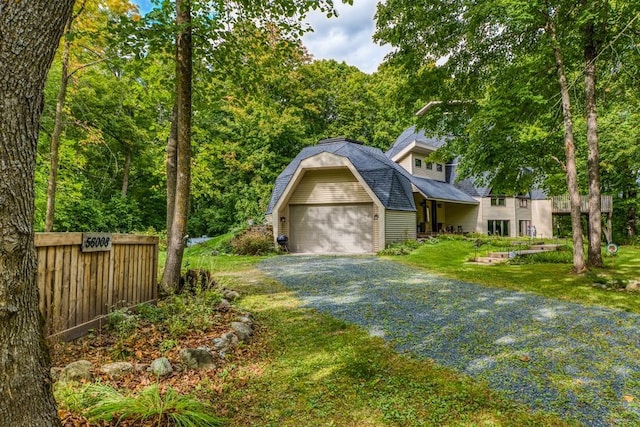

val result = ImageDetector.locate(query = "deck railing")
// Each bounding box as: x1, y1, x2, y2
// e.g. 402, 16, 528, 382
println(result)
551, 194, 612, 214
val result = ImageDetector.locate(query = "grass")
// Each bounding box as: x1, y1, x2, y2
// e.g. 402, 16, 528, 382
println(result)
58, 383, 225, 426
388, 238, 640, 314
210, 271, 574, 426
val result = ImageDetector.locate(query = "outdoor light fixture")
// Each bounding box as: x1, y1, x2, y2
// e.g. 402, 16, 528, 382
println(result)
280, 216, 286, 223
373, 214, 379, 220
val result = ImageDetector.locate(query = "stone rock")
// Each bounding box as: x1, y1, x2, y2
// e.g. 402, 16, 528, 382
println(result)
230, 321, 253, 343
101, 362, 134, 378
218, 298, 231, 311
149, 357, 173, 377
222, 289, 240, 301
61, 360, 93, 382
180, 348, 216, 370
50, 367, 64, 382
236, 316, 253, 326
626, 280, 640, 291
240, 311, 253, 319
213, 332, 240, 353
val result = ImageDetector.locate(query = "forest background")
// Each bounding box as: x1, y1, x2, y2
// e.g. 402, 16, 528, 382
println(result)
37, 0, 640, 243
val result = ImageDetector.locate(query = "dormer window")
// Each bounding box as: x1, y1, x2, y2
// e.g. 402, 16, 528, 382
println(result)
436, 163, 443, 172
426, 162, 433, 170
415, 158, 422, 168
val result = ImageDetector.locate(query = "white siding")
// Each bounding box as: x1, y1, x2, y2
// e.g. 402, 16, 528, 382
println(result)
481, 197, 517, 236
385, 210, 417, 244
411, 154, 446, 181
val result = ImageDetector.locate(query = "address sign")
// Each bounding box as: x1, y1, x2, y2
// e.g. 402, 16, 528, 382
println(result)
82, 233, 112, 252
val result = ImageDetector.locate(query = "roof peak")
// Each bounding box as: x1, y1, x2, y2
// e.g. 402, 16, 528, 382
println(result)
318, 137, 363, 145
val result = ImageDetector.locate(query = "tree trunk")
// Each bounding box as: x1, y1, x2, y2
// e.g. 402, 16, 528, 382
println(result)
0, 1, 74, 425
121, 145, 131, 196
45, 16, 73, 232
584, 22, 604, 267
161, 0, 192, 293
166, 104, 178, 245
545, 11, 586, 273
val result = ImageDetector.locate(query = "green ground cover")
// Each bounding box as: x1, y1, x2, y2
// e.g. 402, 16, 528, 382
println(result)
387, 237, 640, 314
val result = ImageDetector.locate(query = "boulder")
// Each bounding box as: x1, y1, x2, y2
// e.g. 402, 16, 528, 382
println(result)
180, 348, 216, 370
222, 289, 240, 301
213, 332, 240, 353
149, 357, 173, 377
60, 360, 93, 382
236, 316, 253, 327
100, 362, 134, 378
218, 299, 231, 311
230, 321, 253, 344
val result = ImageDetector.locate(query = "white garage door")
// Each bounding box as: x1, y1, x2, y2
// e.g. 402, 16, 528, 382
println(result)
289, 204, 374, 254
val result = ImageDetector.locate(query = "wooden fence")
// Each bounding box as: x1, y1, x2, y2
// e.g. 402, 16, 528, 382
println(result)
35, 233, 159, 340
551, 194, 613, 214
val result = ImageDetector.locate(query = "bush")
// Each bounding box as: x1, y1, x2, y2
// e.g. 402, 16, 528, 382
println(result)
230, 228, 275, 255
379, 240, 422, 255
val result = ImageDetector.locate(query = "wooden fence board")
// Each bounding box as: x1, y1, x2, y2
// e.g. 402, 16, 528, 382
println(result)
35, 233, 159, 339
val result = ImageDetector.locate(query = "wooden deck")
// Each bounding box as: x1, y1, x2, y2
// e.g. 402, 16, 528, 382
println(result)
551, 195, 612, 214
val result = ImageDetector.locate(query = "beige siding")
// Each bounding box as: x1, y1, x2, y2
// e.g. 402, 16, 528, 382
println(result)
531, 200, 553, 238
289, 169, 371, 204
397, 154, 412, 175
411, 154, 446, 181
373, 204, 381, 252
385, 210, 417, 244
481, 197, 517, 236
443, 203, 479, 234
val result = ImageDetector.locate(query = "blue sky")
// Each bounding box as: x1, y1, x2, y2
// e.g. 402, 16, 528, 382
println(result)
132, 0, 390, 73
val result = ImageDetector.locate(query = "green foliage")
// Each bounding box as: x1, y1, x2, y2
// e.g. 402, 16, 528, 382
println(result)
154, 289, 222, 338
79, 384, 225, 426
230, 228, 276, 256
509, 249, 573, 265
105, 309, 138, 337
378, 240, 422, 255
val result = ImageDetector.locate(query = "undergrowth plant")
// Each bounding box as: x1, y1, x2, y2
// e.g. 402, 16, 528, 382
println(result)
76, 383, 225, 426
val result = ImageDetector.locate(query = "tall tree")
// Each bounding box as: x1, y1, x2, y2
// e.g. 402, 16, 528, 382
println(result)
0, 0, 75, 425
162, 0, 192, 292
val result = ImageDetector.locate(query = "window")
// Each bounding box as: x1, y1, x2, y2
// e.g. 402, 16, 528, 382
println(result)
519, 220, 531, 237
490, 196, 506, 206
426, 162, 433, 170
436, 163, 443, 172
414, 158, 422, 168
488, 220, 510, 236
519, 198, 528, 208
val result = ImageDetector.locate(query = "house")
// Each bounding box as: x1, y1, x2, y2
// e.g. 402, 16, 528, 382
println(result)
265, 128, 554, 254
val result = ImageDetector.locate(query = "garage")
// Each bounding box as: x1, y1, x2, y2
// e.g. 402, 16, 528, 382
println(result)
289, 203, 373, 254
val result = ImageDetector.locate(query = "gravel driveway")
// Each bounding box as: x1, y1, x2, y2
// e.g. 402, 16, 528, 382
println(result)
258, 256, 640, 426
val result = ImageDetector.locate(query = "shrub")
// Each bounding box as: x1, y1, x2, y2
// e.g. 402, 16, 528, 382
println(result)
105, 310, 138, 337
379, 240, 422, 255
509, 249, 572, 265
230, 228, 275, 255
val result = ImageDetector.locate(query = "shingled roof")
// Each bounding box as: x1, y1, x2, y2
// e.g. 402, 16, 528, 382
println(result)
385, 126, 449, 160
266, 138, 416, 214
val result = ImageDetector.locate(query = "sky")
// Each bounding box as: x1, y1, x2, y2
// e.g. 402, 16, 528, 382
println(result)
133, 0, 391, 74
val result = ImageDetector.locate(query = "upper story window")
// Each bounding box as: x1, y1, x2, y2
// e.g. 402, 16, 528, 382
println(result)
426, 162, 433, 170
519, 198, 528, 208
436, 163, 443, 172
490, 196, 506, 206
415, 158, 422, 168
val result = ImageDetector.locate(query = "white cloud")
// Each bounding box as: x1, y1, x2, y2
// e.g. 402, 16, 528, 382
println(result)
302, 0, 393, 74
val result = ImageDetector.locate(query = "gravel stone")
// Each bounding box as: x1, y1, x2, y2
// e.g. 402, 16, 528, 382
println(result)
259, 255, 640, 427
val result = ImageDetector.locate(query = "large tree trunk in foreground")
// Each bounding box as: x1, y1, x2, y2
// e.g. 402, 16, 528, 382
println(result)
161, 0, 192, 293
0, 1, 75, 425
45, 16, 73, 232
545, 11, 586, 273
584, 22, 604, 267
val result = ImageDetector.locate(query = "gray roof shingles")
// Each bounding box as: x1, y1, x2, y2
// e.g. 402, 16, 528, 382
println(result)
266, 139, 416, 214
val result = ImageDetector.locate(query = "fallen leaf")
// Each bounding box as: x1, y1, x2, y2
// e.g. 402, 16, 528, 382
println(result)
623, 395, 635, 403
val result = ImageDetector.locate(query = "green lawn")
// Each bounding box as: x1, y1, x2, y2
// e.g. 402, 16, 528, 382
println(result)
389, 238, 640, 314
